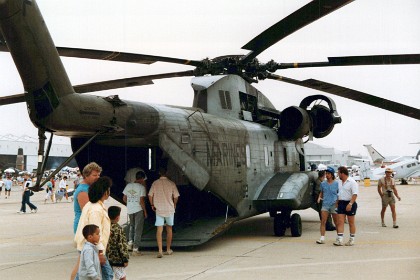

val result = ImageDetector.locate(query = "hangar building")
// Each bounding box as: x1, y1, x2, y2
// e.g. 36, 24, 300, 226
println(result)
0, 134, 75, 172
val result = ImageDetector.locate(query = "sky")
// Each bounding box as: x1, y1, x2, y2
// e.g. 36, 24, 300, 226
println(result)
0, 0, 419, 158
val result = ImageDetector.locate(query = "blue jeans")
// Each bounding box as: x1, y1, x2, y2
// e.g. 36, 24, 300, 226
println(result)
101, 257, 113, 280
20, 191, 37, 212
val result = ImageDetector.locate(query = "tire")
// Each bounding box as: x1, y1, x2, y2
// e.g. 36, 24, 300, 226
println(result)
290, 213, 302, 237
274, 214, 287, 236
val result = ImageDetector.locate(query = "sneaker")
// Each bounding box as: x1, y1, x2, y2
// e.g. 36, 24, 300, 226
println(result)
382, 223, 387, 227
18, 211, 25, 214
132, 249, 142, 256
127, 241, 133, 251
345, 239, 355, 246
316, 239, 325, 244
31, 208, 38, 213
157, 252, 163, 258
333, 240, 344, 246
164, 249, 173, 255
393, 225, 399, 229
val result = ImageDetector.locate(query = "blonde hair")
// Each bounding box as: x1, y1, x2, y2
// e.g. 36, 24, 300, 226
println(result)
82, 162, 102, 178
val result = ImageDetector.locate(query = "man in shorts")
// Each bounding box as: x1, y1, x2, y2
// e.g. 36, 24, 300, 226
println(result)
4, 176, 12, 198
148, 166, 180, 258
334, 166, 358, 246
378, 167, 401, 228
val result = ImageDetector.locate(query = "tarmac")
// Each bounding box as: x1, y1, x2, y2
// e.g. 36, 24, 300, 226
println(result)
0, 181, 419, 280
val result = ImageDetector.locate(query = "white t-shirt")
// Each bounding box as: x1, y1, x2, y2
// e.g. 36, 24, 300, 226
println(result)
123, 182, 146, 214
24, 179, 32, 190
59, 179, 67, 190
338, 177, 358, 201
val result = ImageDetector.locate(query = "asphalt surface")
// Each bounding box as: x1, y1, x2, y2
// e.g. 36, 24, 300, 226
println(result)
0, 181, 419, 279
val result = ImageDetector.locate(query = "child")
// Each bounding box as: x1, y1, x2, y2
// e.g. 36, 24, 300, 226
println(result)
107, 206, 129, 280
79, 224, 102, 280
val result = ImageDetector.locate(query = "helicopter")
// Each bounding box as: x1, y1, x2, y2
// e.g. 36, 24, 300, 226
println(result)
1, 0, 419, 247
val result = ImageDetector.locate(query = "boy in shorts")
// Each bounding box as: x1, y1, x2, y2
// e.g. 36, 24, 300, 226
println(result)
106, 206, 129, 280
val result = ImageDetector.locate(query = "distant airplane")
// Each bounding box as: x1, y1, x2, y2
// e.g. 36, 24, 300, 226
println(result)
363, 144, 405, 166
359, 145, 420, 184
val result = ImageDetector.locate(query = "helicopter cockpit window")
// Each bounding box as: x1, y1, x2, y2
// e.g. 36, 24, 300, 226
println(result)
193, 89, 208, 112
219, 90, 232, 110
239, 91, 257, 119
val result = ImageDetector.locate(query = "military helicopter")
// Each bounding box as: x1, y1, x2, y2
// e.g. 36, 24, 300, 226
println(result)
1, 0, 419, 246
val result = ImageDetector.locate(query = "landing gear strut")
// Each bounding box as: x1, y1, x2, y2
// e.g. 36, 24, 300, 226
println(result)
273, 211, 302, 237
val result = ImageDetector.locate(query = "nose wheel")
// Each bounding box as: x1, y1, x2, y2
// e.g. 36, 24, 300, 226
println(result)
273, 211, 302, 237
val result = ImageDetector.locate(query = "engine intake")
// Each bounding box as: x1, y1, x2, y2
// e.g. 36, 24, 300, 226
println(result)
277, 106, 310, 140
278, 95, 341, 140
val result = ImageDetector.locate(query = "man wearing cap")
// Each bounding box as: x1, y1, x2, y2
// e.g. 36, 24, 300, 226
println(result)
378, 167, 401, 228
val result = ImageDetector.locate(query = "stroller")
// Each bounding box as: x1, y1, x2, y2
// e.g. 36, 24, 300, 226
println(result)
55, 188, 74, 202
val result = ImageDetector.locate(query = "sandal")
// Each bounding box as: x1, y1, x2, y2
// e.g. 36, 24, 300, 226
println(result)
164, 249, 173, 255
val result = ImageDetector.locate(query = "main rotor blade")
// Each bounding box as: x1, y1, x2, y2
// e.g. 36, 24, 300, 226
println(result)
0, 94, 25, 105
0, 41, 202, 67
74, 70, 194, 93
276, 54, 420, 70
242, 0, 354, 62
0, 70, 194, 105
56, 47, 203, 67
267, 74, 420, 120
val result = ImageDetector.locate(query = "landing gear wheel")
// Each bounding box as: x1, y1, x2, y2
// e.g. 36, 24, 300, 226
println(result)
274, 214, 287, 236
290, 213, 302, 237
269, 210, 277, 218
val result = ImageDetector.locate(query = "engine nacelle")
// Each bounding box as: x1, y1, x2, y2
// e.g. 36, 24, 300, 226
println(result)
278, 95, 341, 140
309, 104, 337, 138
277, 106, 311, 140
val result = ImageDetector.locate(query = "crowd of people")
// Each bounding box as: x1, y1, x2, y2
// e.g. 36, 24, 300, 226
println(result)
70, 163, 179, 280
1, 161, 404, 279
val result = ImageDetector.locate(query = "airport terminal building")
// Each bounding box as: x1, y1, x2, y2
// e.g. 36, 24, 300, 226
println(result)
0, 134, 75, 172
304, 142, 363, 168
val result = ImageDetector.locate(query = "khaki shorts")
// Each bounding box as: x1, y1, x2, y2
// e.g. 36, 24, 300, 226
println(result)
381, 195, 396, 207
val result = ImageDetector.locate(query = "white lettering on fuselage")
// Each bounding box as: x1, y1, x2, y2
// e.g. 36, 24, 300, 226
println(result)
206, 141, 245, 167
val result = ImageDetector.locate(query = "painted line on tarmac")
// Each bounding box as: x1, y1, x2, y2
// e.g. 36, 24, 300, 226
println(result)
0, 252, 76, 271
203, 256, 420, 274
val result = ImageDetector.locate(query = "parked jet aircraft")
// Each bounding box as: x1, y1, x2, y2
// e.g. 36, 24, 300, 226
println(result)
1, 0, 419, 246
359, 145, 420, 183
363, 144, 407, 166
